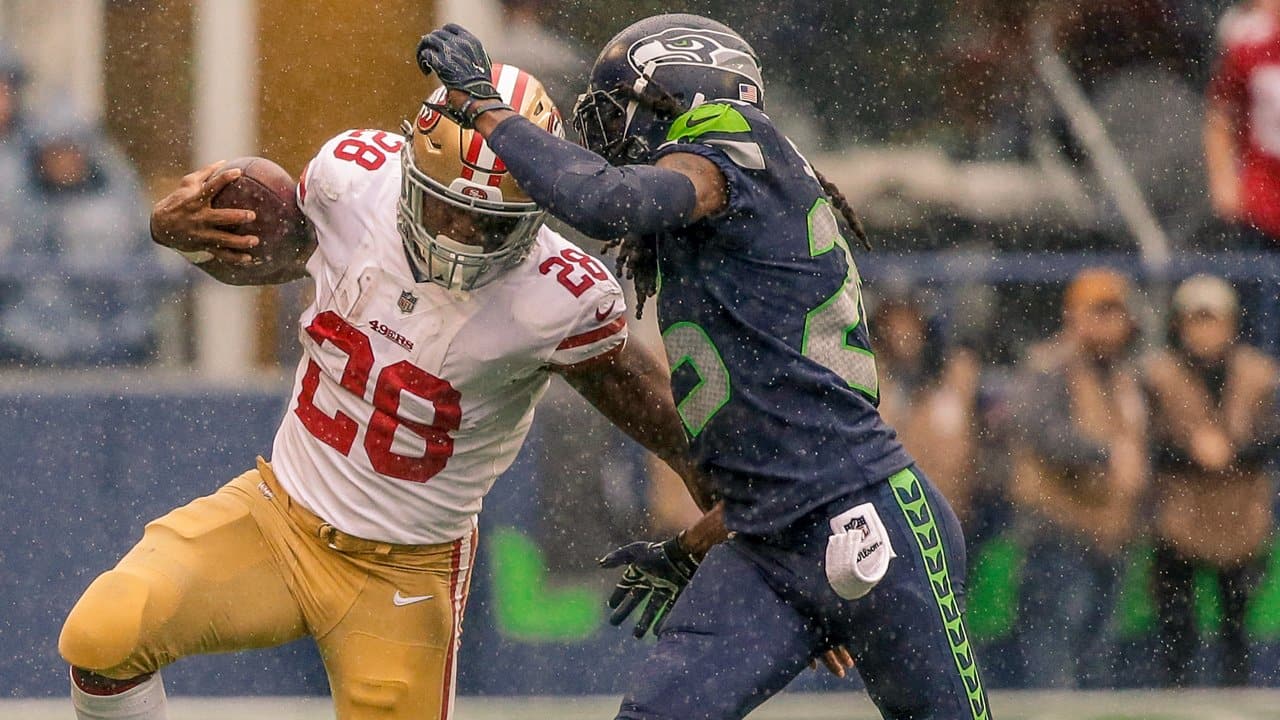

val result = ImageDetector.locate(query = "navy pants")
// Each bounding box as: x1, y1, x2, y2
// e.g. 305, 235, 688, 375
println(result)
616, 467, 990, 720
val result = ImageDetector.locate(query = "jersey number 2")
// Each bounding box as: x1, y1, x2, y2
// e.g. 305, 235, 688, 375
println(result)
295, 311, 461, 483
538, 248, 608, 297
661, 199, 878, 437
801, 198, 878, 398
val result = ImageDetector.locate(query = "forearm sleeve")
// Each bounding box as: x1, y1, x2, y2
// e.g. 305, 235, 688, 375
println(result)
486, 115, 698, 238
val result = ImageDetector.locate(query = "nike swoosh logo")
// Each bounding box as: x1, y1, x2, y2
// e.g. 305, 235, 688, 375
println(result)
393, 591, 434, 606
595, 301, 617, 322
685, 113, 715, 128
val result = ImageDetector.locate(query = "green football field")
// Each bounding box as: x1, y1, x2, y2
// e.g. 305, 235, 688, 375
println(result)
7, 690, 1280, 719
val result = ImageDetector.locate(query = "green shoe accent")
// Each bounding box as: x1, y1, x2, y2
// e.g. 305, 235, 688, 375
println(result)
1116, 544, 1156, 638
1247, 536, 1280, 639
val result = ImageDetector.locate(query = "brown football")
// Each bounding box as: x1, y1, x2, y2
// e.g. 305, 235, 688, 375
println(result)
210, 156, 310, 269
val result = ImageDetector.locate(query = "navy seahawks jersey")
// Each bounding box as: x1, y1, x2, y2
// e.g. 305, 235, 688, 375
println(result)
650, 101, 912, 539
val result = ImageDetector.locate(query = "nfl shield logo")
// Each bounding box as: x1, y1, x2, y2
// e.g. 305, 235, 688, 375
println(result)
843, 516, 870, 539
398, 291, 418, 314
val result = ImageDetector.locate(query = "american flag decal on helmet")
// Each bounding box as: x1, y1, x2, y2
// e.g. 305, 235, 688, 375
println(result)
738, 83, 758, 104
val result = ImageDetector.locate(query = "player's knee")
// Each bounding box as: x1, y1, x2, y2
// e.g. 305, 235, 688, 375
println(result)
59, 570, 152, 673
346, 676, 410, 714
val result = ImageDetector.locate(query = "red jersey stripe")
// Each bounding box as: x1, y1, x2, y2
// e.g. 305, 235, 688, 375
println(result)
297, 160, 311, 204
557, 316, 626, 350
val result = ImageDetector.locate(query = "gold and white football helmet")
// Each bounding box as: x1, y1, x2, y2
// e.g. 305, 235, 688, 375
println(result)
398, 63, 563, 290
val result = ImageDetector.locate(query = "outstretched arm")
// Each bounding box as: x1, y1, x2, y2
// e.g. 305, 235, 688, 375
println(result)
556, 338, 714, 511
474, 102, 727, 238
415, 24, 727, 239
1204, 100, 1242, 222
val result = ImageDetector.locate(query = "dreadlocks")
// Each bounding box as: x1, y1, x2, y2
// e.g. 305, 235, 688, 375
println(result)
600, 81, 872, 319
602, 232, 660, 319
813, 168, 871, 252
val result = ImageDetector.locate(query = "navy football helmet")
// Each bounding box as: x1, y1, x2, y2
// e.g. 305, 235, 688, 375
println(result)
571, 14, 764, 165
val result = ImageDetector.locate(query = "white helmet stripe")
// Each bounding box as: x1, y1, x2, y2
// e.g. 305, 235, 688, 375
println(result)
467, 64, 524, 186
496, 63, 522, 108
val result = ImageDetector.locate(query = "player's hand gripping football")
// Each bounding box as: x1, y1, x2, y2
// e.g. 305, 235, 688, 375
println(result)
150, 160, 259, 265
415, 24, 509, 128
599, 535, 699, 638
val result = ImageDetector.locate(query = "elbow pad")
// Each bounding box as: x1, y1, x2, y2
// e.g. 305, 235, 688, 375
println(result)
487, 116, 698, 238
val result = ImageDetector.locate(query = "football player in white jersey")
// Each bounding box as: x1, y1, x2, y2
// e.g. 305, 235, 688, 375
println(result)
57, 65, 704, 720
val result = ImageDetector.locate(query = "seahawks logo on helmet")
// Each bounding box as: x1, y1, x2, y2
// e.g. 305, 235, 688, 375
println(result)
627, 27, 763, 88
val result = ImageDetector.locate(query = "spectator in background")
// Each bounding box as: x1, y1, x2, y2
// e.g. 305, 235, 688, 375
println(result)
872, 295, 983, 525
1206, 0, 1280, 233
0, 45, 33, 256
1056, 0, 1206, 87
1143, 275, 1278, 687
1009, 268, 1148, 688
1204, 0, 1280, 349
937, 0, 1037, 160
0, 112, 175, 366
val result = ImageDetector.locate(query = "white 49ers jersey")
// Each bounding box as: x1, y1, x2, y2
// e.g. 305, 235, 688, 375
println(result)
270, 129, 627, 545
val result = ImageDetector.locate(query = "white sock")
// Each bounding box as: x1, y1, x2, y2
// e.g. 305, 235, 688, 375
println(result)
71, 670, 168, 720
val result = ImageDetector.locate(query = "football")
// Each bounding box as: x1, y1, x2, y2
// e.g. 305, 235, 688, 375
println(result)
210, 156, 311, 269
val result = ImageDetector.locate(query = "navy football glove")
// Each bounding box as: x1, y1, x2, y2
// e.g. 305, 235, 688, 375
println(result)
416, 24, 512, 127
599, 535, 700, 638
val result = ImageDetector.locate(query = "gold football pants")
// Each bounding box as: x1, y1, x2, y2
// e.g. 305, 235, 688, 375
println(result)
59, 459, 476, 720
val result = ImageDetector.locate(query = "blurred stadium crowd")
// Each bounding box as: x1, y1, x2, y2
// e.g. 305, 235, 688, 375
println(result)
0, 45, 180, 366
3, 0, 1280, 692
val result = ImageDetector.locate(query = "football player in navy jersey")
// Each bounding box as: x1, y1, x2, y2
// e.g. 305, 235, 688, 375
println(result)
418, 15, 990, 720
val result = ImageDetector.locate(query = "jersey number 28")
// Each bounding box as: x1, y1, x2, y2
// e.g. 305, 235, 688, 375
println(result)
295, 311, 461, 482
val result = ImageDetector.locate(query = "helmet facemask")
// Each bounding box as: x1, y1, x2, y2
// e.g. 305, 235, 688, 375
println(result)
572, 87, 651, 166
398, 141, 542, 291
396, 64, 563, 291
